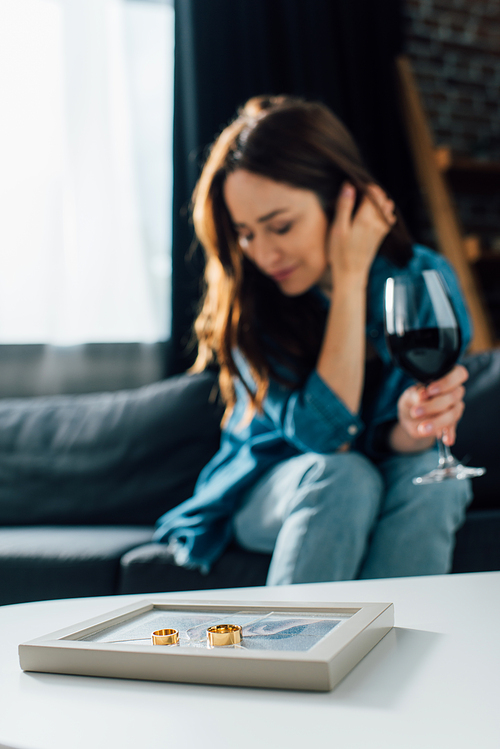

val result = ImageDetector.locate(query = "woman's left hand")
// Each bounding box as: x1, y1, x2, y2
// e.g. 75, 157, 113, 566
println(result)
327, 183, 396, 285
393, 364, 468, 451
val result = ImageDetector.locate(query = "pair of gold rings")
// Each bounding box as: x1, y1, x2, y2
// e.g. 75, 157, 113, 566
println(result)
151, 624, 243, 647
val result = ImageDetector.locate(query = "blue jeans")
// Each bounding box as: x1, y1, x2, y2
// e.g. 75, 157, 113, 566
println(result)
233, 450, 473, 585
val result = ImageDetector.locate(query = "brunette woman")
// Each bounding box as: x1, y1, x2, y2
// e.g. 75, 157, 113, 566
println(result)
154, 95, 472, 583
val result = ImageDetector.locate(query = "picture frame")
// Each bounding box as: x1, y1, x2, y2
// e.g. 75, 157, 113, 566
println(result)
19, 599, 394, 692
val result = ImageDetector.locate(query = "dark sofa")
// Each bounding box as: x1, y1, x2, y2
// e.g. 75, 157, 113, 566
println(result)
1, 351, 499, 606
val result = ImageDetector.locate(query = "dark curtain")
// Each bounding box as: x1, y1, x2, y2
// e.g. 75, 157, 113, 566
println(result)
168, 0, 418, 375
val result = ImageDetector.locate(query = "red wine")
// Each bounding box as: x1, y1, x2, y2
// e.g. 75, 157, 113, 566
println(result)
387, 327, 461, 383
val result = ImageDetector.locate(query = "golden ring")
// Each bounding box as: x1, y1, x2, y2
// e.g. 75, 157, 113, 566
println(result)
151, 628, 179, 646
207, 624, 242, 647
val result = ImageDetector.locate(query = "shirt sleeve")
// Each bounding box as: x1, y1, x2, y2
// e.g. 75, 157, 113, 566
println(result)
268, 370, 364, 453
231, 352, 364, 455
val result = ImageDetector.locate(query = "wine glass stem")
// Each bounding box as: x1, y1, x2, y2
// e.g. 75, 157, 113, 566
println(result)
437, 435, 457, 468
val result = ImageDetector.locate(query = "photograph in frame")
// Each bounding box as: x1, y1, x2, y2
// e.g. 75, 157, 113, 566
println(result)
19, 599, 394, 691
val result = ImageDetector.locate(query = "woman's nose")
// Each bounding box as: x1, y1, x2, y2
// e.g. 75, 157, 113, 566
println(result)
253, 234, 280, 271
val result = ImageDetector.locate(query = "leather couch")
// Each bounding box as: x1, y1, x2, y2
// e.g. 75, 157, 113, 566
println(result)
1, 352, 499, 606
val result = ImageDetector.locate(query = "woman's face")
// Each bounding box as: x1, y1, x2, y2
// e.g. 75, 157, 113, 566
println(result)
223, 170, 329, 296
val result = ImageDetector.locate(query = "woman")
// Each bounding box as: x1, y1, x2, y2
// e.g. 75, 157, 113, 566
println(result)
154, 95, 472, 583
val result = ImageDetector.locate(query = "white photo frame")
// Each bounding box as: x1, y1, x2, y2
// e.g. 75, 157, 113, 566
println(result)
19, 599, 394, 692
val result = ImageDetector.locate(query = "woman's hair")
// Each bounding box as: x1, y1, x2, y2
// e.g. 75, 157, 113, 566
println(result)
190, 95, 413, 423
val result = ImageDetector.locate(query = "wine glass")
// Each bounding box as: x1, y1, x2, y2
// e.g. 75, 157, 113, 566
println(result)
384, 269, 486, 484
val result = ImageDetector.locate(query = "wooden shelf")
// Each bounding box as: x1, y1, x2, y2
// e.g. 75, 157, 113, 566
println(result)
396, 55, 497, 351
435, 147, 500, 173
434, 147, 500, 192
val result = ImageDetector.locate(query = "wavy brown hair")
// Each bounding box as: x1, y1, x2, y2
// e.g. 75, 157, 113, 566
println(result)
190, 95, 413, 423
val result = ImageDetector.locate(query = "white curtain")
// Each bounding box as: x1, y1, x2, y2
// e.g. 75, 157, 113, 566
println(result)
0, 0, 173, 346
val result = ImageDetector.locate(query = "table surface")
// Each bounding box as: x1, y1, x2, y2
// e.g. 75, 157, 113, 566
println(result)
0, 572, 499, 749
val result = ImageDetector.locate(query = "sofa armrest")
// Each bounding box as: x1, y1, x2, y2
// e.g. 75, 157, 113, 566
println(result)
454, 350, 500, 510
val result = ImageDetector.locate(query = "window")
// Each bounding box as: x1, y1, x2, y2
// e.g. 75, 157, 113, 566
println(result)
0, 0, 174, 345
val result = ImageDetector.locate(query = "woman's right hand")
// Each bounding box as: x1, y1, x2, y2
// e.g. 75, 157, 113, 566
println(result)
327, 182, 396, 286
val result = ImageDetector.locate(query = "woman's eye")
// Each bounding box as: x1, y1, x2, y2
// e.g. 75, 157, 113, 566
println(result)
274, 223, 292, 235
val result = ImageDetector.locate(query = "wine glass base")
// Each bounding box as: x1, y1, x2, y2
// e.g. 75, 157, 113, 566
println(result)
412, 464, 486, 485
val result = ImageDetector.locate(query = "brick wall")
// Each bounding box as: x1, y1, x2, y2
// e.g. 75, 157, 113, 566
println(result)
402, 0, 500, 333
404, 0, 500, 159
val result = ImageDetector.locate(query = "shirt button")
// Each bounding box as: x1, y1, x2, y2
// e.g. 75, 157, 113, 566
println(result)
348, 424, 358, 435
369, 329, 379, 338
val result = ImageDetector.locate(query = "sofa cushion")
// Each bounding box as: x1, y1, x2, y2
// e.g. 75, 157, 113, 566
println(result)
118, 542, 271, 595
0, 526, 154, 605
0, 371, 223, 526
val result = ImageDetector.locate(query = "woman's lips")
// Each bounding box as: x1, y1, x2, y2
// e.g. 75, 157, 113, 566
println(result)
270, 266, 297, 282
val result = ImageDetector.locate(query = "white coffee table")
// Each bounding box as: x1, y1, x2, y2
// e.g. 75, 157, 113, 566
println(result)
0, 571, 498, 749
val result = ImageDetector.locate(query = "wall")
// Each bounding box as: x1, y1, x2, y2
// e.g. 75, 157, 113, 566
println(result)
404, 0, 500, 159
402, 0, 500, 333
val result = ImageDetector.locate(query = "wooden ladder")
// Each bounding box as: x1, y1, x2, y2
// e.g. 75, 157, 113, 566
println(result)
395, 54, 496, 352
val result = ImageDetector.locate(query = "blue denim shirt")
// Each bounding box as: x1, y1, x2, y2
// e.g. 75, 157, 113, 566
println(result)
154, 245, 472, 571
